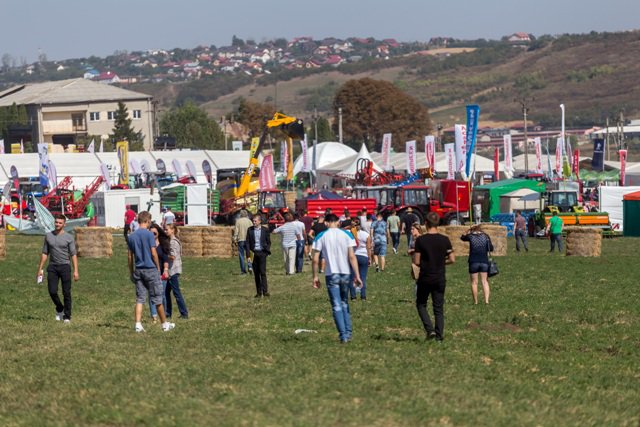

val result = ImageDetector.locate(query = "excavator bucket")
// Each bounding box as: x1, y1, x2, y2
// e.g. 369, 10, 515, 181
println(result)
281, 119, 305, 140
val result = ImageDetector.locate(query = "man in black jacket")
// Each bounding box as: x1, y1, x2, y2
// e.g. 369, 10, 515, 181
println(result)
245, 215, 272, 297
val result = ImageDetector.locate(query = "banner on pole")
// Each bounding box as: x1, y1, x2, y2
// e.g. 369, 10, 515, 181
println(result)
534, 137, 542, 174
592, 139, 604, 170
37, 143, 49, 188
202, 160, 213, 184
0, 138, 4, 154
286, 138, 294, 180
259, 154, 276, 190
116, 141, 129, 185
620, 149, 627, 186
555, 137, 563, 176
425, 135, 435, 171
445, 143, 455, 180
503, 135, 513, 178
465, 105, 480, 177
48, 160, 57, 188
87, 139, 95, 153
573, 149, 580, 179
493, 148, 499, 181
381, 133, 392, 171
300, 136, 309, 172
454, 124, 467, 178
406, 140, 416, 175
280, 141, 288, 174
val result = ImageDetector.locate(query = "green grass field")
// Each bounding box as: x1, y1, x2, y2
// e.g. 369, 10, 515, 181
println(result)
0, 233, 639, 426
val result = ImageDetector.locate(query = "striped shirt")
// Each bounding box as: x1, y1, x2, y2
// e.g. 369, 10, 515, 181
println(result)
273, 222, 300, 248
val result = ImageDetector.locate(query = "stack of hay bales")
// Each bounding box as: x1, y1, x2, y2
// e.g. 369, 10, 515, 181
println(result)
480, 224, 508, 256
75, 227, 113, 258
439, 224, 507, 257
565, 227, 602, 256
0, 228, 5, 259
284, 191, 296, 210
202, 226, 233, 258
179, 227, 204, 258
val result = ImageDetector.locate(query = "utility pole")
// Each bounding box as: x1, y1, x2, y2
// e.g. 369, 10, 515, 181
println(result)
338, 107, 343, 144
515, 97, 533, 173
312, 107, 319, 190
436, 122, 443, 151
222, 116, 228, 151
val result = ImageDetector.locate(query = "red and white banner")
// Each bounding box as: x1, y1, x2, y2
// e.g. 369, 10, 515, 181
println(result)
300, 136, 309, 172
572, 149, 580, 178
406, 140, 417, 174
555, 137, 563, 175
280, 141, 288, 174
494, 147, 499, 181
454, 124, 467, 177
620, 149, 627, 186
259, 154, 276, 190
445, 143, 455, 180
534, 137, 542, 174
503, 134, 513, 177
381, 133, 392, 171
424, 135, 435, 171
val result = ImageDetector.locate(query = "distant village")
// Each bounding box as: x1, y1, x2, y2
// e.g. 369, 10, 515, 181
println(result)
1, 33, 534, 86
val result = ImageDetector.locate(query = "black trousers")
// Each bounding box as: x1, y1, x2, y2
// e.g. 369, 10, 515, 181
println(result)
124, 224, 131, 241
48, 264, 72, 320
252, 251, 269, 295
416, 279, 445, 340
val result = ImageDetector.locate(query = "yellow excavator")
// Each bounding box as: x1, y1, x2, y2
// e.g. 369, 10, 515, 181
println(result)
236, 112, 304, 197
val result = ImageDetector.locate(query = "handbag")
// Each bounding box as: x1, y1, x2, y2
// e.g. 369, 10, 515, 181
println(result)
411, 263, 420, 280
488, 258, 499, 277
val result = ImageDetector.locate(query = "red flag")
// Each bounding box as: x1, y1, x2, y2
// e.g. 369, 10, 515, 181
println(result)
572, 149, 580, 179
259, 154, 276, 190
494, 147, 499, 181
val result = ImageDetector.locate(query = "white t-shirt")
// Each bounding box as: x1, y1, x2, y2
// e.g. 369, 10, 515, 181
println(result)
294, 220, 306, 241
354, 229, 370, 258
163, 211, 175, 224
312, 228, 356, 276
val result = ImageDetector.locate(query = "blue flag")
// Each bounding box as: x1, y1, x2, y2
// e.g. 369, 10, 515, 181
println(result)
465, 104, 480, 177
591, 138, 604, 170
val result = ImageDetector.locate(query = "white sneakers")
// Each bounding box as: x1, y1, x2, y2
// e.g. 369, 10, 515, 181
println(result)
135, 323, 145, 333
55, 311, 64, 321
63, 319, 70, 324
162, 322, 175, 332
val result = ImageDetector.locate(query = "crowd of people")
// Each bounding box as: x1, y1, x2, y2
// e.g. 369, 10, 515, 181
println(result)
36, 203, 557, 342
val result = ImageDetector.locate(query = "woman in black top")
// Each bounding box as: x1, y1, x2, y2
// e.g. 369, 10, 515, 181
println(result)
461, 225, 494, 305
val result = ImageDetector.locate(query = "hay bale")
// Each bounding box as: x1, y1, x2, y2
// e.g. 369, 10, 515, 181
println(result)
201, 226, 233, 258
0, 228, 5, 259
179, 227, 204, 257
74, 227, 113, 258
565, 227, 602, 257
439, 225, 470, 256
481, 224, 508, 256
439, 224, 507, 257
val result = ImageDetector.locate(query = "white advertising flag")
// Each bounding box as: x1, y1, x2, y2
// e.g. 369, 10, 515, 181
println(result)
0, 139, 4, 154
424, 135, 435, 171
300, 136, 309, 172
87, 138, 95, 153
445, 143, 455, 180
381, 133, 392, 171
406, 140, 417, 175
454, 124, 467, 178
555, 137, 563, 175
503, 134, 513, 178
534, 137, 542, 173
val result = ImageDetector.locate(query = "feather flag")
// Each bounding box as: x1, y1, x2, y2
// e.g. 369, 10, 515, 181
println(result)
424, 135, 435, 171
464, 105, 480, 177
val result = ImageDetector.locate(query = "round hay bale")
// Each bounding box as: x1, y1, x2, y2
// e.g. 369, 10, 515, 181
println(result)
439, 225, 470, 257
0, 228, 6, 259
565, 227, 602, 257
440, 224, 507, 257
201, 226, 233, 258
179, 227, 204, 257
481, 224, 508, 256
74, 227, 113, 258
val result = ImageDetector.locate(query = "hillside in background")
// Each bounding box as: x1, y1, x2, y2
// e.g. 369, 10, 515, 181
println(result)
134, 31, 640, 129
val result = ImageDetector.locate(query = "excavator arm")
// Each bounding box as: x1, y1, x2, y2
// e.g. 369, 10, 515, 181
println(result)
236, 112, 304, 197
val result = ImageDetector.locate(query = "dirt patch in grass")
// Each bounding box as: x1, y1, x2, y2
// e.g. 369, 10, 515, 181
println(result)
466, 321, 522, 333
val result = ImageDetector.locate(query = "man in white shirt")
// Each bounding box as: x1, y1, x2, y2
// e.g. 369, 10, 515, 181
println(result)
161, 207, 175, 228
312, 213, 362, 343
293, 213, 307, 273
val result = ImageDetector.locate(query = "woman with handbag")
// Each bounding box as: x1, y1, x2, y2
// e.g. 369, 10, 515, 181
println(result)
461, 224, 494, 305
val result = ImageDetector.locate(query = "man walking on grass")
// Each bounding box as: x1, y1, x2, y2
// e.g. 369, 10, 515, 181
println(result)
412, 212, 455, 342
246, 214, 271, 298
312, 214, 362, 343
514, 210, 528, 252
233, 210, 253, 274
546, 211, 564, 253
36, 214, 79, 323
127, 211, 175, 332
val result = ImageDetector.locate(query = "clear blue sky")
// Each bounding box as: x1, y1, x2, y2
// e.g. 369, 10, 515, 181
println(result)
2, 0, 639, 61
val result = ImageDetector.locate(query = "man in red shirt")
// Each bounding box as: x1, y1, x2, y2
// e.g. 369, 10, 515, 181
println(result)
124, 205, 137, 241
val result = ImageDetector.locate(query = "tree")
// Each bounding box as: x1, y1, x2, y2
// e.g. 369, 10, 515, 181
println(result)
160, 101, 224, 150
232, 35, 245, 48
333, 78, 432, 151
307, 116, 335, 142
0, 103, 28, 139
233, 99, 276, 137
110, 101, 144, 150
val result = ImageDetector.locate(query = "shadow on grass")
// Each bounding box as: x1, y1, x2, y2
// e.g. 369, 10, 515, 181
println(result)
370, 333, 424, 343
96, 322, 131, 330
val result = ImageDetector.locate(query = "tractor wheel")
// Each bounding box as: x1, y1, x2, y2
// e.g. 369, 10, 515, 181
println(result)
446, 215, 461, 226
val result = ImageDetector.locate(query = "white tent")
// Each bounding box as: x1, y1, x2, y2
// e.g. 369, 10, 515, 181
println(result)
369, 152, 501, 174
499, 188, 541, 213
599, 185, 640, 231
293, 142, 357, 175
338, 144, 383, 177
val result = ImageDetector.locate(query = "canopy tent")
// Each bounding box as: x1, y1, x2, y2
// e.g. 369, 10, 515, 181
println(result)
623, 191, 640, 236
293, 142, 357, 176
369, 151, 500, 174
499, 188, 541, 213
338, 144, 383, 177
599, 186, 640, 231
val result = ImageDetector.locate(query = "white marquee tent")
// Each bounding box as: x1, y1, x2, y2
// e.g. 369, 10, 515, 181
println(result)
293, 142, 357, 175
338, 144, 383, 177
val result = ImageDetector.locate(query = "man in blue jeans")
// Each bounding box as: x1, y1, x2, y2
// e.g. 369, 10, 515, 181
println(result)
312, 214, 362, 343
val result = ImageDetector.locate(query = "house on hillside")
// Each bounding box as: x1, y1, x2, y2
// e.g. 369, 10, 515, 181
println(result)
508, 33, 531, 44
0, 78, 155, 149
96, 71, 120, 84
83, 69, 99, 80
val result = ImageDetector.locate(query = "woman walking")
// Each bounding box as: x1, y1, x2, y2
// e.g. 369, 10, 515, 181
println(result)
370, 212, 388, 272
149, 223, 170, 323
352, 219, 372, 301
164, 223, 189, 319
461, 225, 493, 304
